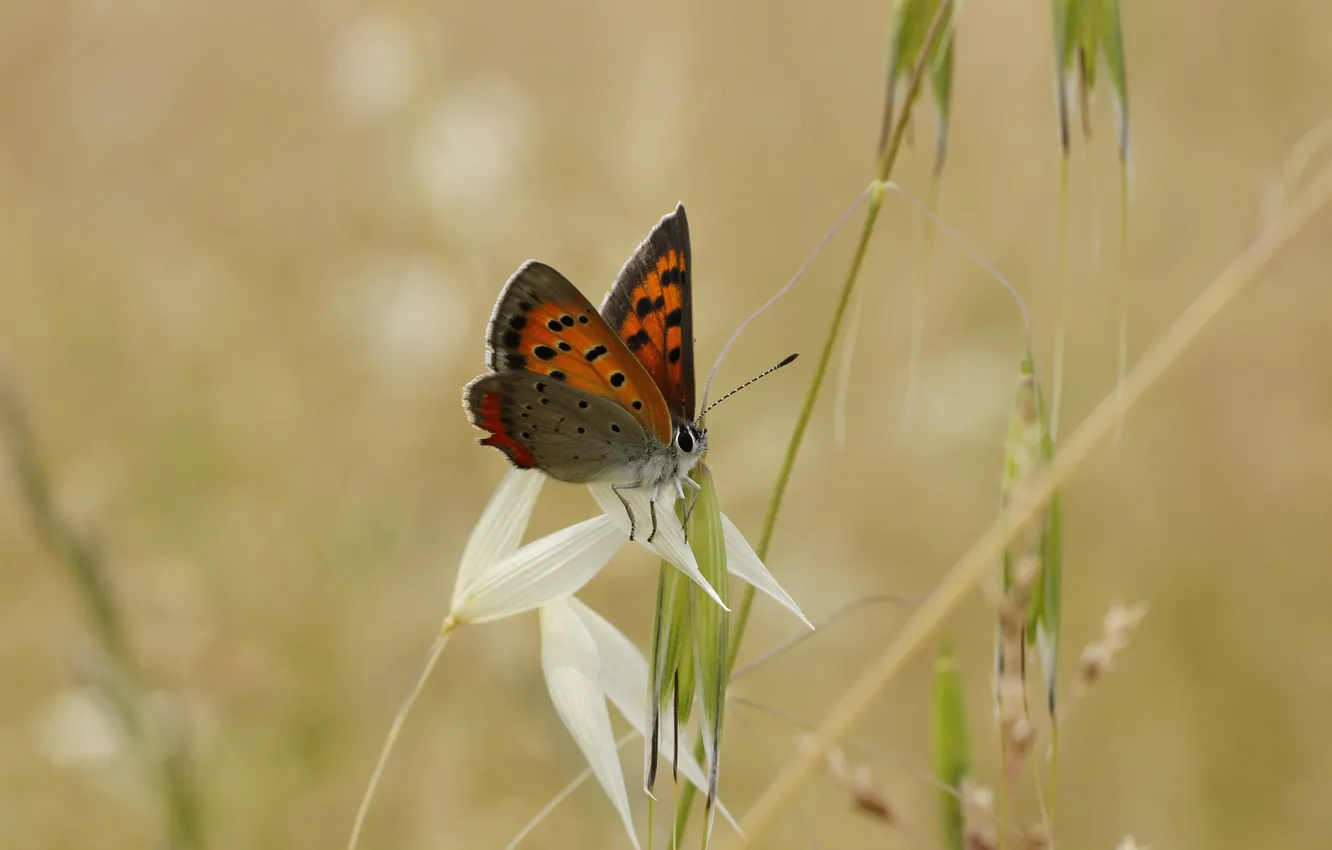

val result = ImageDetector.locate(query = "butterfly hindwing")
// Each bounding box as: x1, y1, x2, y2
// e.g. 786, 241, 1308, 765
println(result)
464, 372, 650, 483
486, 261, 673, 443
600, 203, 695, 421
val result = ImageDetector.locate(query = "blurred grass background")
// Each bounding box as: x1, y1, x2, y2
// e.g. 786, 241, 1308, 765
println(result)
3, 1, 1332, 848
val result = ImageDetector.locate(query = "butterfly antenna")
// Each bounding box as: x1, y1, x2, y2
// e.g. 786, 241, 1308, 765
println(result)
699, 187, 875, 413
697, 353, 799, 422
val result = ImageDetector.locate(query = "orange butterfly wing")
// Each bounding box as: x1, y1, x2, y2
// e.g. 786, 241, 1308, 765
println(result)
599, 203, 695, 422
483, 261, 673, 443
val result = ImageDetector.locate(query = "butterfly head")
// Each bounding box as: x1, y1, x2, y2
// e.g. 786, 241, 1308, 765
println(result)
674, 420, 707, 466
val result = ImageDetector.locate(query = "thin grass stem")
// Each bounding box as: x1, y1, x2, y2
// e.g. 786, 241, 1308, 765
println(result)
506, 731, 638, 850
1051, 154, 1071, 441
348, 619, 457, 850
900, 172, 942, 434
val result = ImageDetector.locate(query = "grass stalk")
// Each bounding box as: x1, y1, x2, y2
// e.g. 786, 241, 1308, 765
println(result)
1050, 154, 1071, 441
901, 172, 943, 433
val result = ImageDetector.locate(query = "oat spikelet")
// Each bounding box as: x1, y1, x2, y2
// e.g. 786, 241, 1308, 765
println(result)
1022, 823, 1052, 850
960, 779, 997, 850
1072, 601, 1148, 702
797, 735, 898, 826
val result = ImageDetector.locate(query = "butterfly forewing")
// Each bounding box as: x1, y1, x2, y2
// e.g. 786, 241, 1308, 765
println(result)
600, 203, 695, 421
485, 261, 672, 443
465, 372, 651, 482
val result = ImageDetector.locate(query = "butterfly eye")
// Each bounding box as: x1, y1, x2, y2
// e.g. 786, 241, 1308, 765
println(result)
676, 429, 694, 453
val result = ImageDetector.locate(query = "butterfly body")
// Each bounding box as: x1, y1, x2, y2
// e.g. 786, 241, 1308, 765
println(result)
463, 204, 703, 540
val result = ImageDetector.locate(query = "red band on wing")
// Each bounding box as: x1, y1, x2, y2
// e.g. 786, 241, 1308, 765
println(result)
475, 392, 537, 468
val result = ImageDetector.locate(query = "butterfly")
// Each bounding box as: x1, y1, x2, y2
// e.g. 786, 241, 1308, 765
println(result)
463, 203, 704, 542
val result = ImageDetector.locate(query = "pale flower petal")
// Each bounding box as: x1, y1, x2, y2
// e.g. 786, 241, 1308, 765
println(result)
451, 515, 623, 625
539, 600, 640, 850
721, 514, 812, 629
566, 597, 742, 834
452, 469, 545, 607
587, 484, 727, 611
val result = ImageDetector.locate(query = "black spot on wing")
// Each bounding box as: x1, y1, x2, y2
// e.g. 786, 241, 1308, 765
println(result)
635, 297, 653, 318
534, 345, 557, 361
625, 330, 651, 351
585, 345, 608, 362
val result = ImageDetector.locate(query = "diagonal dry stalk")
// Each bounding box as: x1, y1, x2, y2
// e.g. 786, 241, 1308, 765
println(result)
724, 154, 1332, 847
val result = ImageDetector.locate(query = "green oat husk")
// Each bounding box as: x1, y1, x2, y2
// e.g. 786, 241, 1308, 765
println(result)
996, 345, 1064, 829
997, 346, 1062, 711
880, 0, 958, 173
933, 638, 969, 850
688, 464, 729, 848
645, 554, 694, 796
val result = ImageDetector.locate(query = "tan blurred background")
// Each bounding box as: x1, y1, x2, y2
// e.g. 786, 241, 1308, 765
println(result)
3, 1, 1332, 848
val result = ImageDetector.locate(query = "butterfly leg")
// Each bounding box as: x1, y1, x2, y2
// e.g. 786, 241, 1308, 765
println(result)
611, 481, 643, 541
646, 491, 659, 544
680, 476, 702, 535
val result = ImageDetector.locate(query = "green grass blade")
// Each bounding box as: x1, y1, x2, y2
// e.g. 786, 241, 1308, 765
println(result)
996, 347, 1043, 721
1098, 0, 1130, 161
930, 13, 956, 174
675, 624, 696, 727
646, 559, 694, 794
933, 639, 969, 850
688, 464, 729, 849
879, 0, 928, 155
1051, 0, 1078, 153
